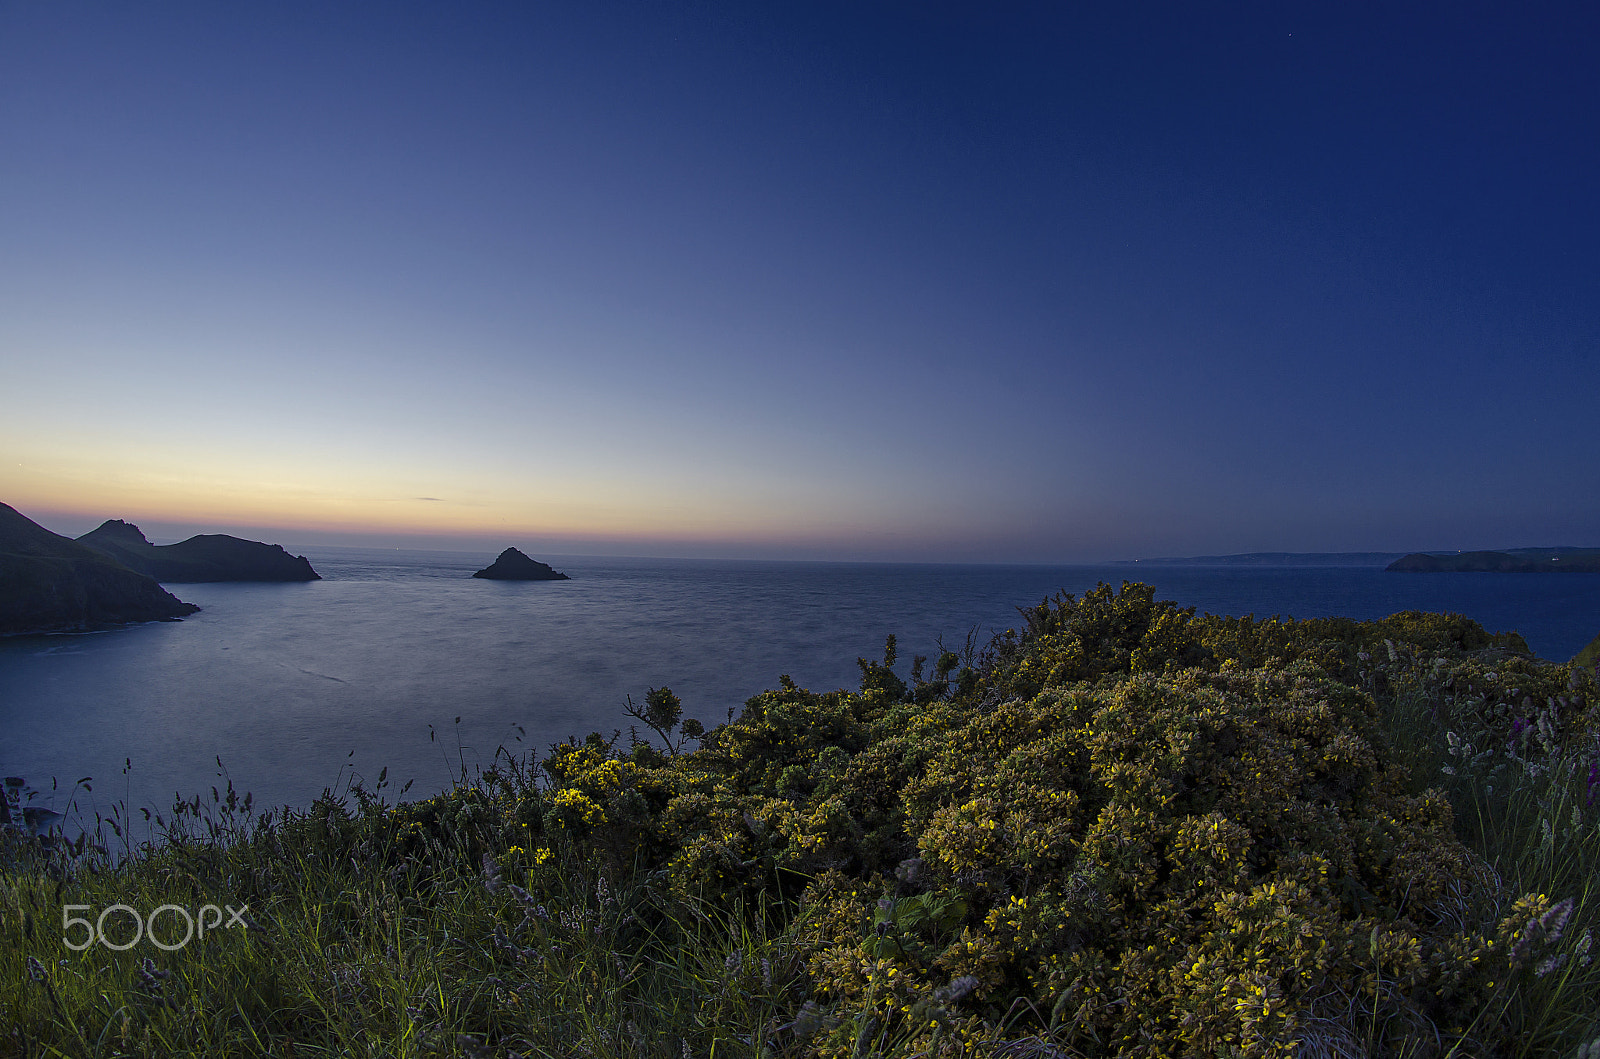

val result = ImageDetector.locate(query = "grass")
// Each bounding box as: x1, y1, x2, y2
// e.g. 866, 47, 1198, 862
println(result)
0, 754, 818, 1059
1377, 645, 1600, 1058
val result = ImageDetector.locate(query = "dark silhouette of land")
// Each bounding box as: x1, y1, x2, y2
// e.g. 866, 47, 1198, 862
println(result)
0, 503, 198, 635
472, 548, 569, 581
1118, 552, 1409, 567
77, 520, 320, 582
1120, 548, 1600, 572
1388, 549, 1600, 573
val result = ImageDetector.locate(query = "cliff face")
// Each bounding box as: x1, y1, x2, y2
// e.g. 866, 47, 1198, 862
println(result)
0, 504, 199, 635
471, 548, 570, 581
77, 521, 321, 582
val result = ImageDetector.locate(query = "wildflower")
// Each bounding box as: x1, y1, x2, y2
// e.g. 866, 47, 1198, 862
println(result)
724, 950, 743, 975
1510, 925, 1534, 966
135, 957, 171, 995
1511, 896, 1575, 965
26, 957, 47, 983
482, 853, 503, 894
935, 975, 980, 1004
1539, 897, 1574, 944
1536, 954, 1566, 977
895, 857, 925, 886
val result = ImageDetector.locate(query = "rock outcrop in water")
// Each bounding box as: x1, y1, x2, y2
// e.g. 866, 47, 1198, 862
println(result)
0, 503, 199, 635
472, 548, 569, 581
77, 520, 320, 582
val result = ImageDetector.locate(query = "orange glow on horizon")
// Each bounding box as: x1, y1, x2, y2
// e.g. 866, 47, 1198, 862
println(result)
2, 479, 984, 556
2, 446, 870, 545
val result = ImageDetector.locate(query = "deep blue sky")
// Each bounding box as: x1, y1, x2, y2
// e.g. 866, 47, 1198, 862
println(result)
3, 3, 1596, 560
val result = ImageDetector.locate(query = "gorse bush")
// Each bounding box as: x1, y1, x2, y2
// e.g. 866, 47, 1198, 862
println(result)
3, 582, 1597, 1058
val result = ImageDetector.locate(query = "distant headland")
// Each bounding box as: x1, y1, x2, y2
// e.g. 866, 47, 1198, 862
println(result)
0, 503, 199, 635
1387, 549, 1600, 573
1115, 552, 1409, 567
472, 548, 569, 581
1117, 548, 1600, 571
77, 519, 320, 582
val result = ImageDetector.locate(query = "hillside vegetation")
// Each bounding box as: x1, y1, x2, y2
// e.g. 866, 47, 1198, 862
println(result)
4, 584, 1599, 1057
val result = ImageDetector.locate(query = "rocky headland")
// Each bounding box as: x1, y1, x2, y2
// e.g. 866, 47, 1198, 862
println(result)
0, 503, 199, 635
1119, 551, 1410, 567
1387, 549, 1600, 573
77, 520, 320, 582
471, 548, 569, 581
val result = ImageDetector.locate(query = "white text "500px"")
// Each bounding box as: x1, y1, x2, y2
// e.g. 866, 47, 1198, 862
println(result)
63, 903, 251, 951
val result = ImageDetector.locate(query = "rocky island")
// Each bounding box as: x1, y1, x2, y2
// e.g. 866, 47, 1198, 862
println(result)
0, 503, 199, 635
77, 520, 320, 582
471, 548, 569, 580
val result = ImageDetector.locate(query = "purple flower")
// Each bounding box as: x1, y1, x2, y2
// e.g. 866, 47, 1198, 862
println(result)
1540, 897, 1575, 943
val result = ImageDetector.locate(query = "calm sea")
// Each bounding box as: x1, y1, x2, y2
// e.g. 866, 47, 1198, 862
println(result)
2, 549, 1597, 827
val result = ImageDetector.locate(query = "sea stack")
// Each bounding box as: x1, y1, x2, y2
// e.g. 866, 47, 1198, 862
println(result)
472, 548, 569, 581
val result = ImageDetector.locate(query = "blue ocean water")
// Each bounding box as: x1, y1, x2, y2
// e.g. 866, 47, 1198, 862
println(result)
1, 548, 1596, 828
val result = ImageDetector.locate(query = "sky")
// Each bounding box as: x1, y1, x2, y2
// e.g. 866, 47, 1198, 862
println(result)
2, 2, 1596, 562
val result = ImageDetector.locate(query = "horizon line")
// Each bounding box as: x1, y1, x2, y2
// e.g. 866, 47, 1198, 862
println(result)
13, 502, 1596, 569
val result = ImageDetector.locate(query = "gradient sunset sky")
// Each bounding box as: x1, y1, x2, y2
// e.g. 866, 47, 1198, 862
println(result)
3, 4, 1596, 562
